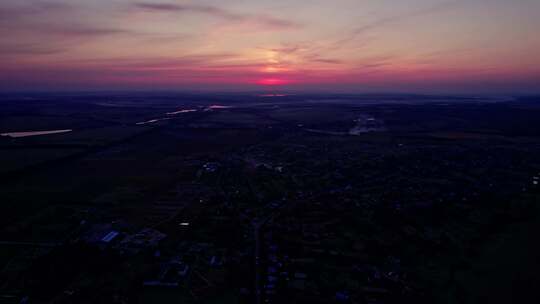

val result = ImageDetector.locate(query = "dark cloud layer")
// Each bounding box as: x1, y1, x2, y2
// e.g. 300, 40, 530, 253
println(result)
134, 2, 301, 30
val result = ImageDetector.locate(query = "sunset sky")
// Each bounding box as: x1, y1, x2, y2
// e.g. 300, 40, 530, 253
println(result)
1, 0, 539, 93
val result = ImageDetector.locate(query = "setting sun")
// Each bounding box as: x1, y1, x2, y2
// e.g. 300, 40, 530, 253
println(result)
256, 78, 289, 86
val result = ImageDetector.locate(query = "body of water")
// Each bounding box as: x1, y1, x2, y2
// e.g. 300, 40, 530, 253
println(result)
1, 129, 73, 138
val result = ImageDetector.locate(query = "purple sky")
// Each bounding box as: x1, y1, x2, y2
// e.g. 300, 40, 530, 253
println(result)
1, 0, 539, 93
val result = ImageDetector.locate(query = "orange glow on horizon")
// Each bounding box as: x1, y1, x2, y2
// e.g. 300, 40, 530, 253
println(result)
262, 66, 289, 73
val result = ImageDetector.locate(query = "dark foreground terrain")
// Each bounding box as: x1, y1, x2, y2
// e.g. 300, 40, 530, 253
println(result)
1, 93, 539, 304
